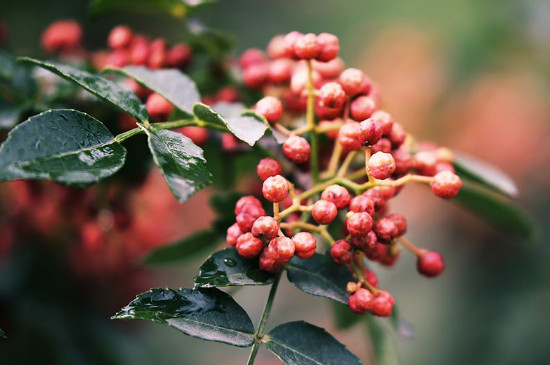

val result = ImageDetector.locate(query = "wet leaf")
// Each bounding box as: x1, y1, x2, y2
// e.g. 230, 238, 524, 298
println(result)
143, 230, 222, 265
266, 321, 362, 365
113, 287, 255, 347
194, 247, 274, 287
0, 109, 126, 186
19, 58, 148, 122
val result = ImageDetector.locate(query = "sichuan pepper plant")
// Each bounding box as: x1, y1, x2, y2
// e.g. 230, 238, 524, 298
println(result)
0, 16, 534, 365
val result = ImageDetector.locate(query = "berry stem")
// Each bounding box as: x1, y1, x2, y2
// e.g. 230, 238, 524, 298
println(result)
274, 123, 292, 137
306, 60, 320, 184
321, 141, 343, 179
363, 146, 374, 182
273, 202, 280, 220
114, 118, 226, 142
397, 236, 425, 257
246, 272, 282, 365
337, 150, 357, 178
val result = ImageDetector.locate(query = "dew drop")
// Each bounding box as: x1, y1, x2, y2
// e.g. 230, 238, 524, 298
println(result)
223, 258, 236, 267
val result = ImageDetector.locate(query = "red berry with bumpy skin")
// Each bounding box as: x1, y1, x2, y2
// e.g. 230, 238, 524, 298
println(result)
368, 152, 396, 180
129, 36, 149, 65
167, 43, 192, 68
371, 110, 394, 135
372, 137, 392, 154
268, 59, 292, 83
389, 122, 406, 148
359, 118, 383, 145
251, 216, 279, 240
351, 231, 377, 251
283, 136, 311, 163
312, 200, 338, 225
321, 185, 351, 210
387, 213, 407, 236
350, 96, 376, 121
257, 158, 283, 181
413, 150, 438, 176
236, 233, 264, 259
313, 58, 344, 78
292, 232, 317, 257
146, 93, 173, 121
226, 223, 242, 246
262, 175, 289, 203
315, 33, 340, 62
417, 251, 445, 277
255, 96, 283, 124
331, 240, 354, 264
346, 212, 373, 236
315, 99, 344, 120
283, 31, 303, 59
236, 203, 265, 232
108, 25, 133, 49
294, 33, 318, 59
269, 237, 295, 262
147, 39, 167, 69
240, 48, 266, 69
319, 82, 346, 109
363, 268, 378, 287
431, 171, 462, 199
392, 146, 413, 176
348, 288, 374, 314
371, 290, 394, 317
338, 68, 366, 95
41, 20, 82, 53
349, 195, 375, 215
242, 63, 268, 89
338, 122, 363, 151
374, 218, 399, 243
259, 245, 284, 273
235, 195, 262, 216
267, 35, 286, 59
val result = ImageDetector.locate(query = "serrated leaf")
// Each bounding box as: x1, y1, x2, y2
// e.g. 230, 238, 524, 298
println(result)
453, 151, 518, 198
143, 230, 222, 266
193, 103, 267, 146
0, 99, 23, 129
105, 66, 200, 116
194, 247, 274, 287
113, 287, 255, 347
455, 181, 535, 239
266, 321, 362, 365
19, 58, 148, 122
287, 253, 354, 305
144, 127, 212, 203
366, 317, 400, 365
0, 109, 126, 186
0, 328, 6, 339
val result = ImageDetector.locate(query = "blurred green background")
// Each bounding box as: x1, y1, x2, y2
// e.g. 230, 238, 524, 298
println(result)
1, 0, 550, 364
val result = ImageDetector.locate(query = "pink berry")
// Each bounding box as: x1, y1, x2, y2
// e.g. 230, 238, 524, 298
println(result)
315, 33, 340, 62
371, 110, 394, 135
41, 20, 82, 53
417, 251, 445, 277
330, 240, 353, 264
283, 31, 303, 59
146, 93, 173, 122
350, 96, 376, 121
374, 218, 399, 243
255, 96, 283, 124
312, 200, 338, 225
431, 171, 462, 199
319, 82, 346, 109
283, 136, 311, 163
348, 288, 373, 314
349, 195, 375, 215
294, 33, 318, 59
179, 126, 209, 146
338, 68, 366, 95
371, 290, 394, 317
292, 232, 317, 256
392, 146, 413, 176
351, 231, 377, 251
262, 175, 289, 203
251, 216, 279, 240
346, 212, 373, 236
363, 268, 378, 287
338, 122, 363, 151
226, 223, 242, 246
242, 63, 268, 89
147, 39, 167, 69
321, 184, 351, 210
269, 237, 295, 262
108, 25, 133, 49
368, 152, 396, 180
240, 48, 266, 69
167, 43, 192, 68
236, 233, 264, 259
386, 213, 407, 236
257, 158, 283, 181
235, 196, 262, 216
313, 58, 344, 78
372, 137, 392, 154
359, 117, 383, 145
268, 59, 293, 83
267, 35, 287, 59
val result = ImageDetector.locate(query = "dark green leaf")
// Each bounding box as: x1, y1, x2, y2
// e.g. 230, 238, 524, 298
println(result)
144, 127, 212, 203
287, 253, 354, 304
266, 321, 362, 365
105, 66, 200, 116
193, 103, 267, 146
0, 50, 36, 99
0, 328, 6, 339
113, 287, 255, 347
455, 181, 535, 239
366, 317, 400, 365
0, 99, 23, 129
194, 247, 274, 287
19, 58, 148, 122
0, 109, 126, 186
453, 151, 518, 198
143, 230, 223, 266
90, 0, 187, 17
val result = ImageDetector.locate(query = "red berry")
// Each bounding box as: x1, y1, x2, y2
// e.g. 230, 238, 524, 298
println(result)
268, 59, 293, 83
235, 195, 262, 216
363, 188, 388, 211
222, 133, 239, 150
41, 20, 82, 53
372, 137, 392, 154
290, 69, 322, 95
259, 245, 284, 273
226, 223, 242, 246
413, 150, 438, 176
257, 158, 283, 181
269, 237, 295, 262
359, 117, 383, 145
379, 246, 401, 267
389, 122, 406, 148
368, 152, 396, 180
108, 25, 133, 49
242, 63, 268, 89
240, 48, 266, 69
216, 86, 239, 103
319, 82, 346, 109
267, 35, 287, 59
330, 240, 353, 264
351, 231, 378, 251
315, 33, 339, 62
236, 232, 264, 259
350, 96, 376, 121
147, 39, 166, 69
374, 218, 399, 243
338, 68, 366, 95
178, 126, 209, 146
417, 251, 445, 277
262, 175, 289, 203
348, 288, 373, 314
255, 96, 283, 124
321, 184, 351, 210
386, 213, 407, 236
371, 110, 393, 135
104, 49, 129, 68
338, 122, 363, 151
312, 200, 338, 225
294, 33, 318, 60
346, 212, 373, 236
292, 232, 317, 257
315, 99, 344, 120
349, 195, 375, 215
313, 58, 344, 78
167, 43, 192, 68
282, 136, 311, 163
251, 216, 279, 240
431, 171, 462, 199
283, 31, 303, 59
371, 290, 394, 317
392, 146, 413, 176
146, 93, 173, 121
236, 203, 265, 232
363, 268, 378, 287
129, 36, 149, 65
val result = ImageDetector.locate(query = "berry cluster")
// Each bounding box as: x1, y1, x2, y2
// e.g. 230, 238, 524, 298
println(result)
225, 32, 463, 316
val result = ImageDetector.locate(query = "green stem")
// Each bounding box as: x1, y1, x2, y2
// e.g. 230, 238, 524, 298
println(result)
247, 273, 282, 365
306, 60, 319, 184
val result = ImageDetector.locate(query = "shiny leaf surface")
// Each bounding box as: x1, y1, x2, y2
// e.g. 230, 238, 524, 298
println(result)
0, 109, 126, 186
113, 287, 255, 347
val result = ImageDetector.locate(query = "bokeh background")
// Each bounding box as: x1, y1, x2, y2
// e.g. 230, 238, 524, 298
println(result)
1, 0, 550, 364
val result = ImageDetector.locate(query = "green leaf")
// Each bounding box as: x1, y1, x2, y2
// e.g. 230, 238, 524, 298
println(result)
144, 127, 212, 203
113, 287, 255, 347
193, 103, 268, 146
0, 99, 23, 129
105, 66, 200, 116
455, 181, 535, 239
0, 109, 126, 186
89, 0, 213, 17
143, 230, 223, 266
366, 317, 400, 365
0, 50, 36, 100
453, 151, 518, 198
331, 302, 363, 330
0, 328, 6, 339
19, 58, 148, 122
287, 253, 354, 305
194, 247, 274, 287
266, 321, 363, 365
